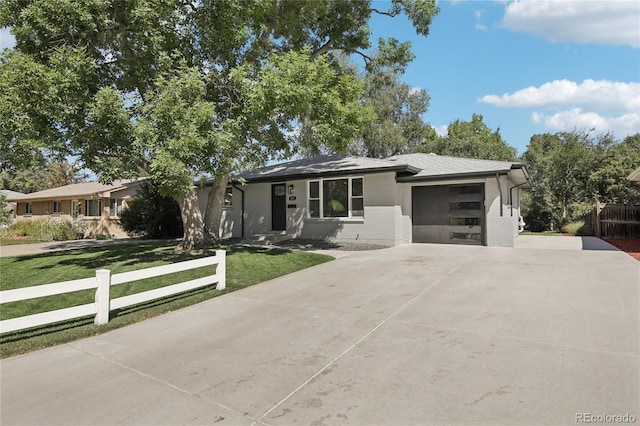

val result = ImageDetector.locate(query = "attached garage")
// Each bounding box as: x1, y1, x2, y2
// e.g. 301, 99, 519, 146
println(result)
412, 184, 485, 245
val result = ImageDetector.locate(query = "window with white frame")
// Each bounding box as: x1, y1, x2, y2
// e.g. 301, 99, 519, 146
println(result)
308, 177, 364, 218
109, 198, 124, 217
224, 187, 233, 207
25, 202, 33, 214
84, 199, 102, 217
52, 200, 62, 214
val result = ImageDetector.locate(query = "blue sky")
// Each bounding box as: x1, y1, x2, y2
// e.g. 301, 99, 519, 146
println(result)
1, 0, 638, 157
369, 0, 640, 155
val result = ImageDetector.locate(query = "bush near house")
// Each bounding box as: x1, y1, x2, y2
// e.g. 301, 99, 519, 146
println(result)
560, 221, 589, 236
119, 181, 183, 238
0, 217, 86, 242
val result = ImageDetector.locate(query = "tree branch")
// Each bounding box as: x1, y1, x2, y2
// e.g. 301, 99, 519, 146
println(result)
353, 50, 372, 63
371, 8, 398, 17
312, 39, 334, 57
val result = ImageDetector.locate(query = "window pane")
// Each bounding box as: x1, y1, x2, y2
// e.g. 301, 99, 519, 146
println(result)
450, 201, 482, 211
224, 187, 233, 206
351, 178, 363, 197
309, 200, 320, 218
450, 217, 480, 226
85, 200, 101, 217
323, 179, 348, 217
449, 185, 482, 194
309, 181, 319, 199
352, 198, 364, 217
450, 232, 481, 242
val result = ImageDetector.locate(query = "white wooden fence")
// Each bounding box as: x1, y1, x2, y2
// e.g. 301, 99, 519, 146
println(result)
0, 250, 226, 334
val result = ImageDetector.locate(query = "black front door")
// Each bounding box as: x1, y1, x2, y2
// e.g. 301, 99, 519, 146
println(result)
271, 184, 287, 231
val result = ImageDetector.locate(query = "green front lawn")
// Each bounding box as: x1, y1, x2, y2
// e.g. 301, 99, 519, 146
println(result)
0, 242, 333, 357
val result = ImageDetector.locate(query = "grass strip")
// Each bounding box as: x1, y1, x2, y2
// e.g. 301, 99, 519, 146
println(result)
0, 241, 332, 358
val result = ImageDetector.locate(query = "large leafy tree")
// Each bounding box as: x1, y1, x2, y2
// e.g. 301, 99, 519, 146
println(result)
348, 65, 435, 158
521, 130, 640, 231
1, 0, 440, 249
419, 113, 517, 161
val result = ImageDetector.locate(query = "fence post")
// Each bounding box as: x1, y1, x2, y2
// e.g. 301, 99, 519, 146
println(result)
595, 202, 603, 238
216, 250, 226, 290
95, 269, 111, 325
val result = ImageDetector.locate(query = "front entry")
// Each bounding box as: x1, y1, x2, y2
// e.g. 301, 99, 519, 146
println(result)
271, 183, 287, 231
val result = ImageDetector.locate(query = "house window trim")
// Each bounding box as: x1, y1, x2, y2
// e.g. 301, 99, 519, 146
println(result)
307, 176, 365, 220
109, 198, 124, 218
223, 186, 233, 208
84, 199, 102, 218
52, 200, 62, 214
25, 202, 33, 215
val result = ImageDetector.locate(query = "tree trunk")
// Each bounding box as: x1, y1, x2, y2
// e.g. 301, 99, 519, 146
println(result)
204, 173, 230, 241
177, 188, 209, 250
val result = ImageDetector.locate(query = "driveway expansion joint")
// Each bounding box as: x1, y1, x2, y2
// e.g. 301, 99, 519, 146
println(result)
66, 342, 259, 423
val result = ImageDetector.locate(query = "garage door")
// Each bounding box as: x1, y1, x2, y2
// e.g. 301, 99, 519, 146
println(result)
412, 184, 485, 245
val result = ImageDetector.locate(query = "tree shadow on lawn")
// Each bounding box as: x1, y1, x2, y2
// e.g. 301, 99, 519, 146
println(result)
11, 241, 292, 273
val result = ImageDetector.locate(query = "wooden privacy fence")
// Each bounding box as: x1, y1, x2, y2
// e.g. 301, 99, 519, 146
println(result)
584, 203, 640, 238
0, 251, 226, 334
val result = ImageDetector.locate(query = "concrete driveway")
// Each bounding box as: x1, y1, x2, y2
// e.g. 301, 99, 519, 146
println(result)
1, 237, 638, 425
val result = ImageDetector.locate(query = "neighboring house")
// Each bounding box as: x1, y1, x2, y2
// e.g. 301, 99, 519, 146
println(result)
202, 153, 530, 247
6, 180, 145, 238
628, 166, 640, 182
1, 189, 25, 224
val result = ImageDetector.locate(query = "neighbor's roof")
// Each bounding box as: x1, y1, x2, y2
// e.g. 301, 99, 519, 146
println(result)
1, 189, 25, 200
387, 153, 529, 185
6, 179, 145, 202
628, 166, 640, 182
232, 154, 419, 182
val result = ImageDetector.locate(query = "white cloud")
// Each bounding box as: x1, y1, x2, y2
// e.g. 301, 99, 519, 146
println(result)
0, 28, 16, 50
500, 0, 640, 48
530, 108, 640, 136
479, 79, 640, 113
432, 125, 449, 137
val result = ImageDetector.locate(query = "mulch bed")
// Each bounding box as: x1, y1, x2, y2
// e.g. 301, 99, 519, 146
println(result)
604, 238, 640, 261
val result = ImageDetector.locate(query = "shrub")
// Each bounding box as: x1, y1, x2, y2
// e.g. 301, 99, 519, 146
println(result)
3, 217, 84, 241
95, 233, 111, 240
561, 221, 589, 236
119, 181, 183, 239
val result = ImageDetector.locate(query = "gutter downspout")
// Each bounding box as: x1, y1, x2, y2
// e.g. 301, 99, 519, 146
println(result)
509, 182, 528, 216
496, 173, 504, 217
232, 184, 245, 238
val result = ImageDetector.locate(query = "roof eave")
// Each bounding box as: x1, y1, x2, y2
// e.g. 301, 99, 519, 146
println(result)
396, 169, 512, 183
230, 164, 417, 184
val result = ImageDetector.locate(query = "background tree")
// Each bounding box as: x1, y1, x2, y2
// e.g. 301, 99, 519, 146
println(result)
588, 133, 640, 204
347, 51, 434, 158
0, 193, 12, 227
1, 0, 440, 249
1, 158, 86, 193
521, 130, 640, 231
418, 113, 517, 161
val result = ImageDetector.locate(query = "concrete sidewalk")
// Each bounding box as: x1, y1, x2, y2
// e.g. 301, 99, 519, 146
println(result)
1, 242, 638, 425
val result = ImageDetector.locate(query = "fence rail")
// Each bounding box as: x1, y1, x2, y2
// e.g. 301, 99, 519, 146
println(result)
585, 203, 640, 238
0, 250, 226, 334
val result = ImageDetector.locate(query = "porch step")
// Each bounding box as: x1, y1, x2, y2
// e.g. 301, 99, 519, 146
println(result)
242, 233, 294, 245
